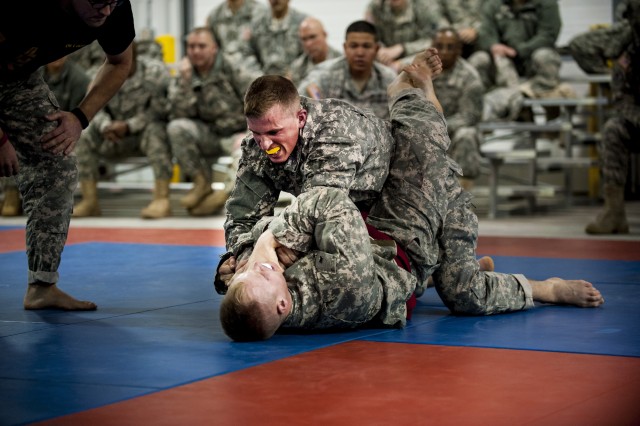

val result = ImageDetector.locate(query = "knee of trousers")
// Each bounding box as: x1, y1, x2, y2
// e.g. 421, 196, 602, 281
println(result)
167, 118, 197, 144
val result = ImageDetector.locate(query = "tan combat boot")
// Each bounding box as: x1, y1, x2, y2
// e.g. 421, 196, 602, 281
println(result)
141, 179, 171, 219
189, 191, 229, 216
72, 180, 101, 217
585, 184, 629, 234
1, 186, 22, 216
180, 172, 212, 209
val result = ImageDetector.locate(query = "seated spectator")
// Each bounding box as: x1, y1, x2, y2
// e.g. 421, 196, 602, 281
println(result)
205, 0, 268, 69
167, 27, 260, 217
298, 20, 397, 120
432, 28, 484, 190
365, 0, 445, 71
568, 0, 632, 75
289, 17, 342, 85
73, 43, 173, 219
468, 0, 561, 90
246, 0, 308, 76
438, 0, 482, 58
136, 27, 165, 62
67, 40, 105, 78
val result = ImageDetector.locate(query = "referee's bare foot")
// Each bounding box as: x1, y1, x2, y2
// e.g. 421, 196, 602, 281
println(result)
531, 278, 604, 308
24, 283, 97, 311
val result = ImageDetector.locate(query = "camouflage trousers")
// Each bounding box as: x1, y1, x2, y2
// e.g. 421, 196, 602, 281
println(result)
167, 117, 240, 183
568, 22, 631, 75
449, 126, 482, 179
469, 48, 560, 90
75, 120, 173, 181
599, 115, 640, 186
0, 72, 77, 284
367, 88, 533, 315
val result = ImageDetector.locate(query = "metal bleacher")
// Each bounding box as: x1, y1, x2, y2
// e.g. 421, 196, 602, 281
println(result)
476, 73, 611, 219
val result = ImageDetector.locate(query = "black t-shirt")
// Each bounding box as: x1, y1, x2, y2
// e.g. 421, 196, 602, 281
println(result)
0, 0, 135, 81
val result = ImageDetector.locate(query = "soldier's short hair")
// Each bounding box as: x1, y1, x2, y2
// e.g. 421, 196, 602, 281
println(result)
220, 281, 281, 341
186, 26, 215, 43
345, 20, 379, 42
244, 75, 301, 119
435, 27, 461, 44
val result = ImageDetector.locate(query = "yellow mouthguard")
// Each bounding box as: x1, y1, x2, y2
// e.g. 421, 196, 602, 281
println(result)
266, 146, 281, 155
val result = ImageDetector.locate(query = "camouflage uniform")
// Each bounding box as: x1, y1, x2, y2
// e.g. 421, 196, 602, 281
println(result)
438, 0, 482, 56
75, 57, 173, 181
167, 53, 259, 184
289, 46, 342, 86
223, 96, 394, 259
599, 42, 640, 187
223, 91, 533, 329
297, 57, 397, 120
0, 74, 76, 284
470, 0, 561, 88
247, 6, 308, 76
433, 57, 484, 178
67, 40, 105, 79
2, 59, 92, 202
206, 0, 268, 68
439, 0, 481, 34
43, 61, 91, 112
250, 188, 416, 329
365, 0, 445, 58
367, 89, 534, 314
568, 0, 631, 76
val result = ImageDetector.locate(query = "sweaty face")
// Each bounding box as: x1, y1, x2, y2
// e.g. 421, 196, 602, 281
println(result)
186, 32, 217, 71
433, 31, 461, 70
343, 32, 378, 76
247, 104, 306, 163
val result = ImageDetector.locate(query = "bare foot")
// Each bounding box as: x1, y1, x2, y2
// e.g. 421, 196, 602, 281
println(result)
411, 47, 443, 79
531, 278, 605, 308
24, 284, 97, 311
396, 48, 443, 113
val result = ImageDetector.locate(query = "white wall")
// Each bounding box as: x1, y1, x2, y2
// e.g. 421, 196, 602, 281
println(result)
132, 0, 616, 61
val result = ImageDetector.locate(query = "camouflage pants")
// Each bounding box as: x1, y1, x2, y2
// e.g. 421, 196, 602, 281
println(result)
0, 72, 77, 284
449, 126, 482, 179
75, 120, 173, 181
368, 89, 533, 315
599, 116, 640, 186
568, 22, 631, 75
167, 117, 238, 182
469, 48, 559, 89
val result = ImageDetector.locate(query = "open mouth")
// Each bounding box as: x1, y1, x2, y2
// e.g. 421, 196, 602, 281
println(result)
260, 263, 274, 270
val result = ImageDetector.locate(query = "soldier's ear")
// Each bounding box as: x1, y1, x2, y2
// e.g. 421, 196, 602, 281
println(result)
297, 108, 307, 129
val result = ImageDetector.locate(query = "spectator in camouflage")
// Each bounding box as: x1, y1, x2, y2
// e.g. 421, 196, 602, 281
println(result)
297, 20, 397, 120
431, 28, 484, 189
585, 0, 640, 235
